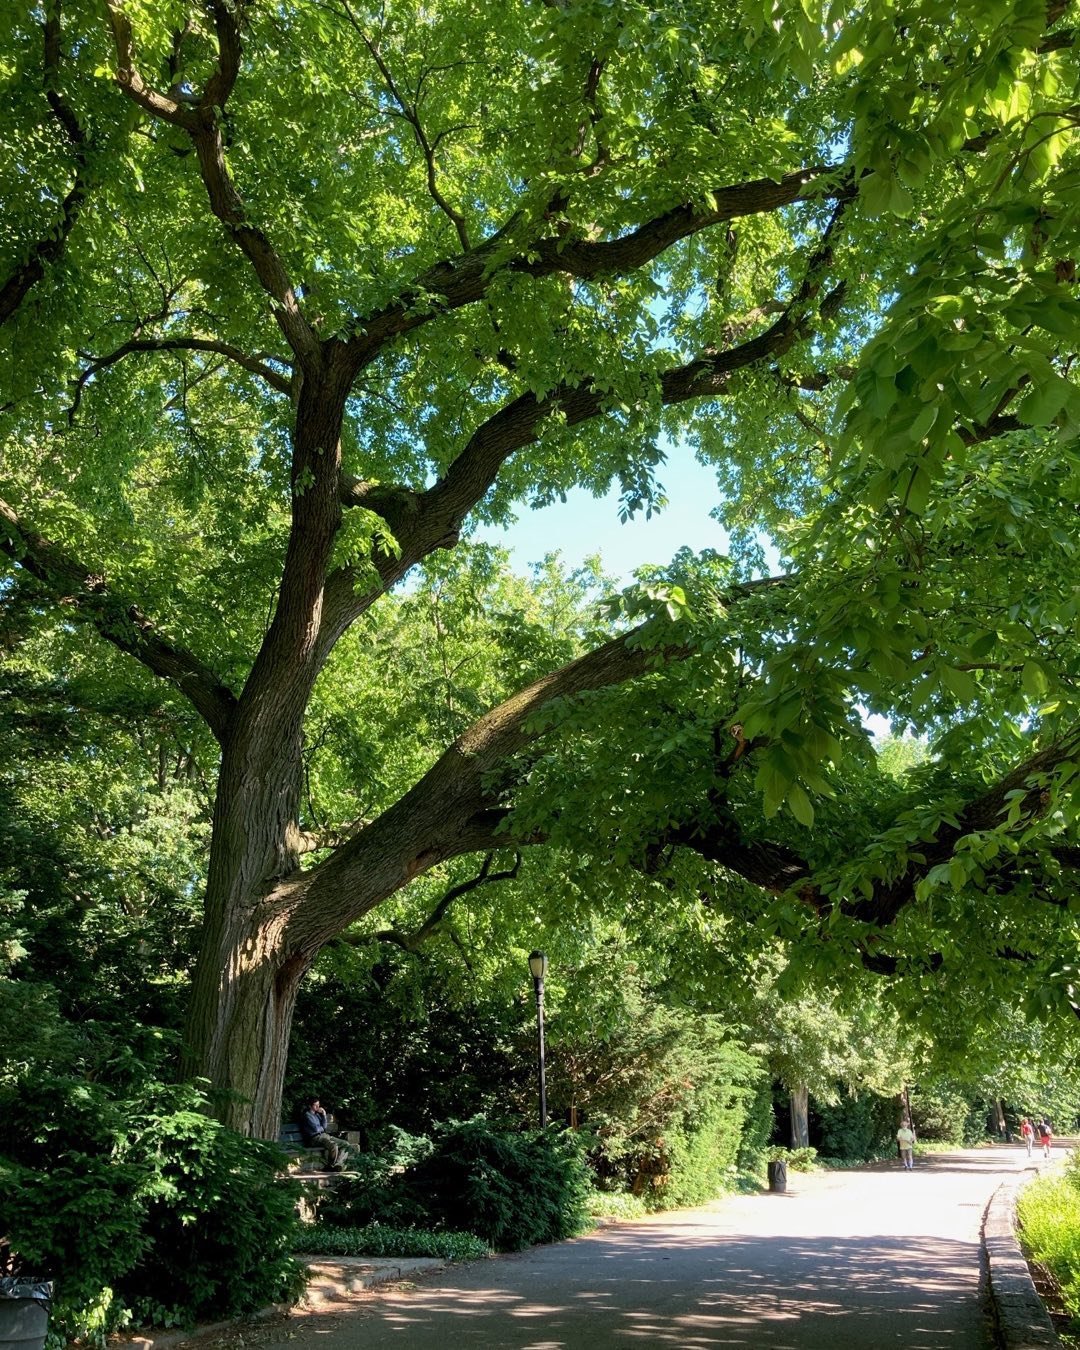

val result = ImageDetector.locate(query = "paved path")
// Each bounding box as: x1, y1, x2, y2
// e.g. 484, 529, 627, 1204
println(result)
267, 1145, 1046, 1350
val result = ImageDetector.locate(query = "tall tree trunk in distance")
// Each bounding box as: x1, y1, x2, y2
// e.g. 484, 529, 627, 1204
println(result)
789, 1084, 809, 1149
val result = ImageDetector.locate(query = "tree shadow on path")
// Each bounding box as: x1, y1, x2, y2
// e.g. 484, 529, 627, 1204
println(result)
316, 1229, 990, 1350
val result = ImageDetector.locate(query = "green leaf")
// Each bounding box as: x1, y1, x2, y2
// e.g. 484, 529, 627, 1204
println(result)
788, 783, 815, 827
1022, 661, 1050, 698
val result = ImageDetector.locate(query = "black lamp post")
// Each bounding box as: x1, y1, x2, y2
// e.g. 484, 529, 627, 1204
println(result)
528, 950, 548, 1128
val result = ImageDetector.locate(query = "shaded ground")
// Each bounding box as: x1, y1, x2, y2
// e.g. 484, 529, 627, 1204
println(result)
223, 1144, 1036, 1350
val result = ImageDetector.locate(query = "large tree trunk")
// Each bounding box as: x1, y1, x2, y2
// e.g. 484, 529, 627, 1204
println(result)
181, 906, 305, 1138
181, 366, 356, 1136
177, 423, 668, 1134
789, 1084, 809, 1149
179, 702, 317, 1135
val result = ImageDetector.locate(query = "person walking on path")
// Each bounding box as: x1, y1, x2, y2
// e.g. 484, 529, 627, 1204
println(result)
300, 1096, 351, 1172
1020, 1117, 1034, 1157
1038, 1118, 1053, 1160
896, 1118, 916, 1170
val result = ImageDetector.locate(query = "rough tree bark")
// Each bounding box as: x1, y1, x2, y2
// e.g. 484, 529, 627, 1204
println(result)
789, 1085, 810, 1150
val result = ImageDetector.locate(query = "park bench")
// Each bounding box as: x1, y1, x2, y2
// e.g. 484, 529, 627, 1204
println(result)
277, 1121, 361, 1176
277, 1122, 330, 1175
277, 1122, 361, 1222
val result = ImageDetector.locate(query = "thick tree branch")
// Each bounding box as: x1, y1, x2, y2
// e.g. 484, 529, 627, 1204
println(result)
67, 335, 292, 420
282, 619, 689, 944
674, 733, 1080, 930
0, 498, 238, 741
341, 167, 841, 371
315, 299, 820, 665
0, 2, 90, 326
106, 0, 321, 369
313, 320, 800, 668
337, 309, 802, 560
105, 1, 195, 127
336, 192, 851, 583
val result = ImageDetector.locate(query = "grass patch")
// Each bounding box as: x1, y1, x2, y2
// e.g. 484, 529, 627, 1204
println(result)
1017, 1166, 1080, 1331
292, 1222, 490, 1263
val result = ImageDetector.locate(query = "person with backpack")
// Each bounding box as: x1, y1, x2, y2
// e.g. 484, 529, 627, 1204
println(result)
1038, 1118, 1053, 1160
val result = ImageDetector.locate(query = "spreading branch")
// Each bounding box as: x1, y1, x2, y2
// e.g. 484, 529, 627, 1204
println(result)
0, 498, 238, 741
106, 0, 321, 369
340, 167, 839, 372
67, 336, 292, 421
0, 2, 90, 326
283, 618, 692, 943
317, 311, 808, 659
318, 200, 852, 654
671, 732, 1080, 932
372, 851, 523, 950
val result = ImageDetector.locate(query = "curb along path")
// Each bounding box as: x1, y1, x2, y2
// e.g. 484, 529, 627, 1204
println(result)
115, 1258, 446, 1350
984, 1160, 1064, 1350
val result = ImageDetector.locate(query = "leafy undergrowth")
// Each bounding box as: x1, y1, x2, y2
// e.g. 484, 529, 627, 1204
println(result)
292, 1222, 490, 1263
587, 1191, 648, 1223
765, 1146, 821, 1172
1017, 1163, 1080, 1334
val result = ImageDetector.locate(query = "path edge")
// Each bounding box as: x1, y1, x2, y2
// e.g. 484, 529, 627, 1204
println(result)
984, 1172, 1059, 1349
109, 1257, 446, 1349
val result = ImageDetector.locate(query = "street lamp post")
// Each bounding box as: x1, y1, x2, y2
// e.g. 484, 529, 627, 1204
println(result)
528, 950, 548, 1129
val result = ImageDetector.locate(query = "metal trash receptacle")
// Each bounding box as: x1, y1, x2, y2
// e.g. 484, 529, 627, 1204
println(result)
767, 1160, 787, 1193
0, 1278, 52, 1350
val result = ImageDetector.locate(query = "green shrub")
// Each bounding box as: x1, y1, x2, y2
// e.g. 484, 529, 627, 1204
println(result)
766, 1146, 819, 1172
0, 1148, 147, 1345
326, 1119, 591, 1252
815, 1092, 896, 1161
736, 1076, 777, 1175
907, 1083, 969, 1144
587, 1191, 647, 1222
564, 1000, 764, 1211
0, 1080, 304, 1342
313, 1127, 433, 1230
115, 1101, 305, 1327
0, 1074, 152, 1344
404, 1119, 591, 1251
652, 1083, 746, 1210
293, 1223, 490, 1262
1017, 1166, 1080, 1325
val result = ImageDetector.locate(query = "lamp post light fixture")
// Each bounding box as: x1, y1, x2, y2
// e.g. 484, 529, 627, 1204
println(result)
528, 950, 548, 1129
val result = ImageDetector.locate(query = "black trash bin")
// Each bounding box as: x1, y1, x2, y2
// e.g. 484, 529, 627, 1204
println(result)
767, 1160, 787, 1193
0, 1278, 52, 1350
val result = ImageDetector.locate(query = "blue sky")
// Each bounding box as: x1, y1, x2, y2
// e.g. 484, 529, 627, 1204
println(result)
477, 452, 729, 583
477, 458, 894, 742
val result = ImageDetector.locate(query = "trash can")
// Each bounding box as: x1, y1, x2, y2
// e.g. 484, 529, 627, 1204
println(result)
0, 1278, 52, 1350
767, 1160, 787, 1193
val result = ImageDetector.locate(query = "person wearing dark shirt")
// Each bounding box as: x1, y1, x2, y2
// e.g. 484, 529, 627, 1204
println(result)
300, 1097, 350, 1171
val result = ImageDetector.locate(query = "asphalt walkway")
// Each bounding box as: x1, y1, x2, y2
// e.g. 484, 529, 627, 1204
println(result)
258, 1145, 1048, 1350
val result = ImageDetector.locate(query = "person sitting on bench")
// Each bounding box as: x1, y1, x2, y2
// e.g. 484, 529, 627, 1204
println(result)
299, 1096, 350, 1172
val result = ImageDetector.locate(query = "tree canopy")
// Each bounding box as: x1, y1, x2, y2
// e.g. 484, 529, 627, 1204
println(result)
2, 0, 1080, 1134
